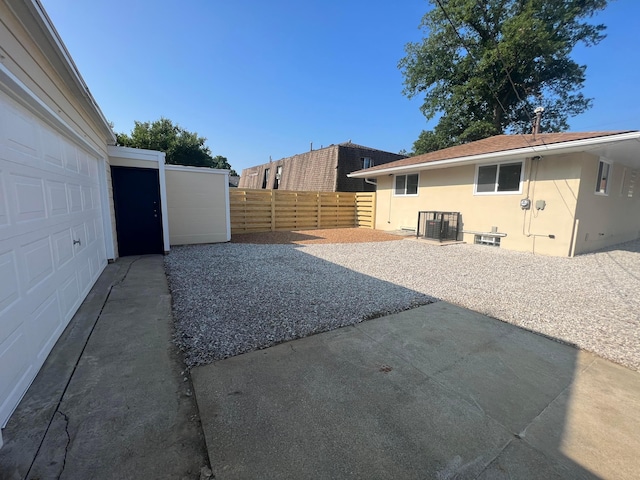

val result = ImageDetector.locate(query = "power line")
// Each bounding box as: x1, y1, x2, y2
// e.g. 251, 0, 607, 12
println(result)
433, 0, 539, 144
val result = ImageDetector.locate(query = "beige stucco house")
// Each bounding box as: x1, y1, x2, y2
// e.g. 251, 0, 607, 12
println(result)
349, 132, 640, 257
0, 0, 229, 445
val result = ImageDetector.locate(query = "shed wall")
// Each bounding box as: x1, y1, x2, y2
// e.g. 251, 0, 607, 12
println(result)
165, 168, 230, 245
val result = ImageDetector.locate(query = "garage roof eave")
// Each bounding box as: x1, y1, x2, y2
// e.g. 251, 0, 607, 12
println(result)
347, 131, 640, 178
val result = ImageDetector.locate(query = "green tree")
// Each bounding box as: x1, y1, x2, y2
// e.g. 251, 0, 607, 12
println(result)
116, 118, 236, 173
399, 0, 608, 154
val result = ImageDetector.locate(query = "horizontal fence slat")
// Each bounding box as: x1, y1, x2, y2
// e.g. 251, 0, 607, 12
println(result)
230, 189, 376, 234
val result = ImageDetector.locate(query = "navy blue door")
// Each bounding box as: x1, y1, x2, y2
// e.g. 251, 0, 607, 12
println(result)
111, 166, 164, 256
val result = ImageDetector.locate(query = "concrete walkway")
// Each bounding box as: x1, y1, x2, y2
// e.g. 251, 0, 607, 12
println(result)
193, 302, 640, 480
0, 256, 208, 480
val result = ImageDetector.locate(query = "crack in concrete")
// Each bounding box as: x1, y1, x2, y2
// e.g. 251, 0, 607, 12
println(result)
472, 438, 514, 479
22, 258, 140, 480
56, 411, 71, 480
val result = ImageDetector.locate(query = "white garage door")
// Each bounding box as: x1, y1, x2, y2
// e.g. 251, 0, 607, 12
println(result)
0, 90, 107, 428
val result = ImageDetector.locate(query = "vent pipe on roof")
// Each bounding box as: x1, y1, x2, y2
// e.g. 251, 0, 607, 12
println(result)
310, 142, 313, 151
532, 107, 544, 137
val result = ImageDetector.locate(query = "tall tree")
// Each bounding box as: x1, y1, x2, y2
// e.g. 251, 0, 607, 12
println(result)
399, 0, 608, 154
116, 118, 237, 174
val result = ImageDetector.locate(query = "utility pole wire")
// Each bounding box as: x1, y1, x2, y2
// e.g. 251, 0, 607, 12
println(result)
432, 0, 540, 146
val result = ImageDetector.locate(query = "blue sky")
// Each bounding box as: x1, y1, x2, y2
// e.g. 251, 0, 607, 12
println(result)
42, 0, 640, 173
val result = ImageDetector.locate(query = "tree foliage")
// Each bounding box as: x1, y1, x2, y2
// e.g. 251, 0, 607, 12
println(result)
399, 0, 608, 154
116, 118, 237, 174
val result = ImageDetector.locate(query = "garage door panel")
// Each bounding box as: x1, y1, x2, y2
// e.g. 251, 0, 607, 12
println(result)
42, 128, 64, 168
59, 272, 80, 318
0, 301, 24, 348
81, 184, 93, 210
0, 327, 32, 417
63, 139, 79, 174
78, 150, 90, 177
46, 180, 68, 216
67, 183, 82, 213
89, 157, 98, 180
21, 236, 54, 293
86, 218, 97, 246
0, 251, 19, 309
78, 259, 91, 293
52, 228, 73, 268
2, 102, 39, 163
0, 172, 8, 227
10, 173, 46, 223
89, 248, 100, 278
72, 223, 86, 253
28, 292, 62, 362
0, 250, 20, 321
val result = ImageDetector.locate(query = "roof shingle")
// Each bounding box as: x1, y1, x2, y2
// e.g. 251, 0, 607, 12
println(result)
353, 131, 634, 174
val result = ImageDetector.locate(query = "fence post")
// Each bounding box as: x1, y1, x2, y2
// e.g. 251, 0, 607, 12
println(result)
317, 193, 322, 228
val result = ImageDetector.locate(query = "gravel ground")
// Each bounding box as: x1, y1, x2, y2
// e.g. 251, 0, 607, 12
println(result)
165, 235, 640, 371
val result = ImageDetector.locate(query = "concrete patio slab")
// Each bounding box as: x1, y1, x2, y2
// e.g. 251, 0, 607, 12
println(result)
524, 357, 640, 480
0, 256, 208, 480
193, 302, 640, 479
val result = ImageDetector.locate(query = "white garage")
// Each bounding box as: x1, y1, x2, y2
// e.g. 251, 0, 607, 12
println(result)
0, 0, 118, 445
0, 88, 111, 430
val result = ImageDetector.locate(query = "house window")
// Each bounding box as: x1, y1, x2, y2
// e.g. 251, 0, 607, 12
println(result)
595, 159, 611, 195
362, 157, 374, 169
262, 168, 270, 189
475, 161, 523, 194
274, 166, 282, 190
394, 173, 419, 196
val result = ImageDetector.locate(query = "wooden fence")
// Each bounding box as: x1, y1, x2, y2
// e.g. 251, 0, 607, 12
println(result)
230, 189, 376, 234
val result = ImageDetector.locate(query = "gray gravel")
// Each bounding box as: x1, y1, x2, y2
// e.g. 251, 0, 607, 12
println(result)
165, 239, 640, 371
165, 244, 435, 367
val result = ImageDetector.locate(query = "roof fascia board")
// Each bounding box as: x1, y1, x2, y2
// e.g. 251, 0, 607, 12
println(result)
348, 132, 640, 178
165, 165, 231, 175
6, 0, 116, 143
107, 145, 166, 162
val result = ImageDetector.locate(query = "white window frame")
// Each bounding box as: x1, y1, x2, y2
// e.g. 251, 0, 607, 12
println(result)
474, 160, 524, 195
394, 173, 419, 196
595, 158, 612, 196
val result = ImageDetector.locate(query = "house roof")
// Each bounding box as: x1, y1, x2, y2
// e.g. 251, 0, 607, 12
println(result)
348, 131, 640, 177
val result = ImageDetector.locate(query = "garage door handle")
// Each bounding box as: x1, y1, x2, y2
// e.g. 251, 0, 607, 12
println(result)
73, 239, 81, 246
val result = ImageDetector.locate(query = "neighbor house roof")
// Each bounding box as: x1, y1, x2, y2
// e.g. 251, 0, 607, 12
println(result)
348, 131, 640, 177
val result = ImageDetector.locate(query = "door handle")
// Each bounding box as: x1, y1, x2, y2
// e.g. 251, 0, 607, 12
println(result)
73, 239, 81, 246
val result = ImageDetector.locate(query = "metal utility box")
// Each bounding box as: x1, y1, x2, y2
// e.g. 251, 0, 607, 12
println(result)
417, 211, 460, 242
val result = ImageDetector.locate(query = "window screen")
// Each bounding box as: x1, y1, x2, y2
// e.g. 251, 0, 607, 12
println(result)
476, 162, 522, 193
477, 165, 497, 193
497, 163, 522, 192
